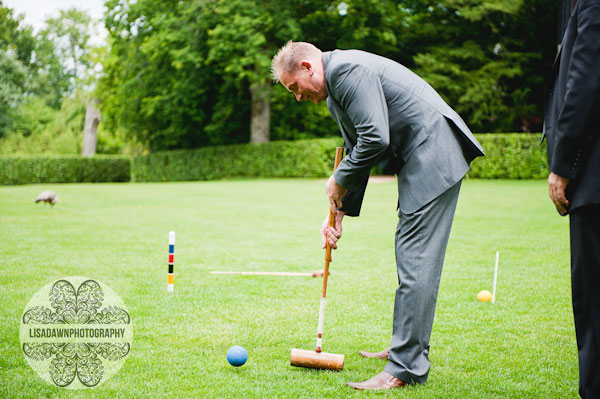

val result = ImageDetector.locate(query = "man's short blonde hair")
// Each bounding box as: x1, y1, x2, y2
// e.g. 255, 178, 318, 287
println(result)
271, 41, 322, 83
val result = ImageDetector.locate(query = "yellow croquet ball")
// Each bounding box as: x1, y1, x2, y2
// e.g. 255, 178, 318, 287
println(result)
477, 290, 492, 302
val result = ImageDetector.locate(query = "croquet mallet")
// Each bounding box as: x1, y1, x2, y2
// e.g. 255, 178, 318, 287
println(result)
290, 147, 345, 371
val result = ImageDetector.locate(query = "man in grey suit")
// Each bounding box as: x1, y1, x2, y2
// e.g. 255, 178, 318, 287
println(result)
272, 41, 484, 390
544, 1, 600, 397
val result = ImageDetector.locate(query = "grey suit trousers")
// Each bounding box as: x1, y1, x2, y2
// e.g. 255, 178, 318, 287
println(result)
384, 179, 462, 384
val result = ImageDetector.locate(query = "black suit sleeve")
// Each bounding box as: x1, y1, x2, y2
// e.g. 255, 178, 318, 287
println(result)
552, 0, 600, 179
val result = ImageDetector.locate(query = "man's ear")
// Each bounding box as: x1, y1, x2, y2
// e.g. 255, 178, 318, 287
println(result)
300, 60, 313, 74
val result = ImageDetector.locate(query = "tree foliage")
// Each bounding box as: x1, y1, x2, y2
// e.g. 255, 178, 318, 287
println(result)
99, 0, 212, 150
0, 2, 98, 151
38, 8, 94, 94
0, 2, 34, 137
0, 50, 26, 136
405, 0, 557, 132
99, 0, 307, 150
2, 0, 560, 154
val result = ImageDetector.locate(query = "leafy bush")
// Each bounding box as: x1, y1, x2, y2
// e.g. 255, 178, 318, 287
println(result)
0, 155, 131, 185
0, 95, 83, 155
468, 133, 548, 179
131, 138, 343, 182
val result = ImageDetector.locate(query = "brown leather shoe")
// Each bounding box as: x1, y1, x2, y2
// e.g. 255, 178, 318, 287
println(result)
347, 371, 406, 390
358, 347, 390, 359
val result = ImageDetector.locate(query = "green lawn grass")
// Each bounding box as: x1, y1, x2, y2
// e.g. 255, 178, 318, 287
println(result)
0, 179, 576, 398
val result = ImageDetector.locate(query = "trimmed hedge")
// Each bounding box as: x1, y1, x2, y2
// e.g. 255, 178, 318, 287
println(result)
467, 133, 548, 179
131, 138, 343, 182
132, 134, 547, 182
0, 155, 131, 185
0, 134, 548, 185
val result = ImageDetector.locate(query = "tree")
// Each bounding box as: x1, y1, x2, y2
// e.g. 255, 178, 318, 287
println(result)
0, 2, 36, 65
0, 1, 99, 153
205, 0, 300, 143
98, 0, 559, 152
0, 2, 90, 114
38, 7, 93, 93
99, 0, 303, 149
0, 50, 27, 136
0, 2, 33, 137
82, 98, 100, 155
299, 0, 557, 133
99, 0, 216, 150
404, 0, 558, 132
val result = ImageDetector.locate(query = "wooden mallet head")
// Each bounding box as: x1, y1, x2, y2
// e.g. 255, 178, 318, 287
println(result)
290, 348, 344, 371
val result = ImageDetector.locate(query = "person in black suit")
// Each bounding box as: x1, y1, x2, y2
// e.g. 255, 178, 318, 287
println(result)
543, 1, 600, 397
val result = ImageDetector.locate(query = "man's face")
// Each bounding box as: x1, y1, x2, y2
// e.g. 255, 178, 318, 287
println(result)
279, 62, 327, 104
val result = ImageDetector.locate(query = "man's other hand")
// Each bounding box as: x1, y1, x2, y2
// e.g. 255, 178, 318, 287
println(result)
548, 172, 570, 216
320, 210, 344, 249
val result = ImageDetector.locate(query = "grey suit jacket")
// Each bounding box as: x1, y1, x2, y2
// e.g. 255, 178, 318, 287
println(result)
323, 50, 484, 215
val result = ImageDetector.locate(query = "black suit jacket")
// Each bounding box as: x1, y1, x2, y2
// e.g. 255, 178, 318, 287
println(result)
544, 0, 600, 211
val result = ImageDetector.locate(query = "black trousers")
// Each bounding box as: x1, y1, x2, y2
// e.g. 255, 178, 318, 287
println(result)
570, 205, 600, 399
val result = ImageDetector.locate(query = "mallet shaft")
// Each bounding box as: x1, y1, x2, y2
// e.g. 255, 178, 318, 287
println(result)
315, 147, 343, 353
321, 147, 343, 298
210, 271, 314, 276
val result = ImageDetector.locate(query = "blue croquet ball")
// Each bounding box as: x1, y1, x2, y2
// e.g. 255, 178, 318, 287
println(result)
227, 345, 248, 367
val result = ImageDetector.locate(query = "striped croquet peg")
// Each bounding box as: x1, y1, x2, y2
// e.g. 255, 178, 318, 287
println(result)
167, 231, 175, 292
